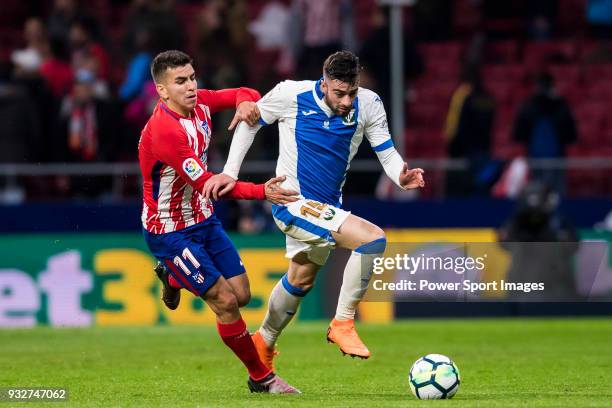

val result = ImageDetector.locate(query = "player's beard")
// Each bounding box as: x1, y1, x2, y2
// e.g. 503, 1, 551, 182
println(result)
324, 94, 350, 116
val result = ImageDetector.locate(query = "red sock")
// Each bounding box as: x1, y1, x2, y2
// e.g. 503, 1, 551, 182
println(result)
217, 318, 272, 381
168, 274, 182, 289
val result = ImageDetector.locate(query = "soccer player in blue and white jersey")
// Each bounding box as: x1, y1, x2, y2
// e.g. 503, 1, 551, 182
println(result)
205, 51, 425, 370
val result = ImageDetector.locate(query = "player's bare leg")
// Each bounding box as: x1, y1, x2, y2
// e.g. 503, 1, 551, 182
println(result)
226, 273, 252, 307
156, 264, 252, 310
254, 253, 320, 370
204, 276, 300, 394
327, 214, 386, 359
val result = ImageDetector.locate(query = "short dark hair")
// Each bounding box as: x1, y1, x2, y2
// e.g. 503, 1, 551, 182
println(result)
323, 51, 361, 86
150, 50, 193, 83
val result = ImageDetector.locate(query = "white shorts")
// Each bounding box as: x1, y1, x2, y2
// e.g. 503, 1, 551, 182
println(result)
272, 199, 351, 266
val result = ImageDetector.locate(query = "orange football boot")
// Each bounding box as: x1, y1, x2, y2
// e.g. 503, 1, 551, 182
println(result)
326, 318, 371, 359
251, 331, 279, 371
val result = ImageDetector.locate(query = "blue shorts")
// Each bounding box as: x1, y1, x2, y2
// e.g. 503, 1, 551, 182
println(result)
143, 215, 245, 296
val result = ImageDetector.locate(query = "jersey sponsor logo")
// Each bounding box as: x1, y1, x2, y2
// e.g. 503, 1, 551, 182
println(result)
302, 109, 318, 116
182, 158, 204, 181
342, 109, 356, 126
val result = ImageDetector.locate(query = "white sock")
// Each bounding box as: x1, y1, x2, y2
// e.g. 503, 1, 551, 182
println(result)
335, 238, 386, 321
259, 274, 306, 347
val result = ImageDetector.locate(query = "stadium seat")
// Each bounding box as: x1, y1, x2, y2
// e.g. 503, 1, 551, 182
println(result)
418, 42, 463, 62
452, 0, 482, 35
486, 81, 515, 105
548, 64, 582, 84
557, 0, 589, 35
585, 81, 612, 101
484, 40, 520, 64
408, 104, 447, 128
583, 64, 612, 81
422, 62, 461, 82
483, 64, 526, 83
524, 41, 578, 67
412, 81, 456, 105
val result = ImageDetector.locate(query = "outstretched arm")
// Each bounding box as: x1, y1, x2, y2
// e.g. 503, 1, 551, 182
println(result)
373, 141, 425, 190
365, 93, 425, 190
153, 127, 270, 201
205, 81, 291, 199
197, 87, 261, 129
203, 121, 262, 199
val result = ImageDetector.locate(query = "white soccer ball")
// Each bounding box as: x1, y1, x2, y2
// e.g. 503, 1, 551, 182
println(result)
409, 354, 461, 400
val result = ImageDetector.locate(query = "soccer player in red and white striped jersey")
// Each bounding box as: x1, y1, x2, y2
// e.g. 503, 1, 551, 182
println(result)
138, 50, 299, 394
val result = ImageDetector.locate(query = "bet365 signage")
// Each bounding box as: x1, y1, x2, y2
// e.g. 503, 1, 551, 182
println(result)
0, 234, 288, 327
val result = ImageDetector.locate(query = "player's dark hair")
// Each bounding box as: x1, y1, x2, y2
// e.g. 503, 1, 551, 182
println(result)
323, 51, 361, 86
150, 50, 193, 83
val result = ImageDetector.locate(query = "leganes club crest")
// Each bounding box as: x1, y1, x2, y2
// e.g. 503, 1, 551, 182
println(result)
342, 109, 356, 126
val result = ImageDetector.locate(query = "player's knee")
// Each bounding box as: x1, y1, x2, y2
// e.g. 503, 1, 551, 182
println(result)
356, 227, 387, 254
216, 290, 240, 314
282, 273, 313, 297
235, 287, 251, 307
369, 225, 386, 243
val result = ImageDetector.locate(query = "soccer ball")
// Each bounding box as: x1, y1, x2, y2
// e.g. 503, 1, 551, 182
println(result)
409, 354, 461, 400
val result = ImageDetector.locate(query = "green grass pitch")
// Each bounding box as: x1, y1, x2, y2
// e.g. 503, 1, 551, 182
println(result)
1, 318, 611, 407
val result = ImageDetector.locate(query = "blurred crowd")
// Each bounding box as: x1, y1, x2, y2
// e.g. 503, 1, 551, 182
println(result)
0, 0, 611, 207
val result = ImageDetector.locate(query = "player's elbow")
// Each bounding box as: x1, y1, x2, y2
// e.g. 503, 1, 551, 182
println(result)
241, 86, 261, 101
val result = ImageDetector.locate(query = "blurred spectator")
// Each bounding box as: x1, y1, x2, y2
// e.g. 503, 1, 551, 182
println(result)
481, 0, 526, 39
194, 0, 248, 88
47, 0, 98, 45
69, 18, 110, 98
413, 0, 453, 41
119, 28, 153, 102
123, 0, 184, 56
248, 0, 293, 75
512, 72, 577, 194
11, 18, 49, 78
587, 0, 612, 38
194, 0, 259, 160
290, 0, 356, 78
360, 5, 423, 112
60, 69, 119, 162
527, 0, 558, 40
498, 181, 579, 300
0, 63, 42, 162
444, 65, 496, 196
40, 38, 73, 99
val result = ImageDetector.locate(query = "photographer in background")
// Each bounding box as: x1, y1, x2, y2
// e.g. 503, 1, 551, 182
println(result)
498, 181, 579, 300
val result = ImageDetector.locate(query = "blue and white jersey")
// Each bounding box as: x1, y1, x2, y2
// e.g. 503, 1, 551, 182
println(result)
256, 79, 396, 207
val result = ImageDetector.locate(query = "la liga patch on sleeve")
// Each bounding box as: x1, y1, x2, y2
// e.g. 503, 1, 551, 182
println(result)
182, 158, 204, 181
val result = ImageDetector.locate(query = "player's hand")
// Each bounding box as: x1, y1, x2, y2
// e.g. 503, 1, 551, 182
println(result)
229, 101, 260, 130
399, 163, 425, 190
264, 176, 299, 204
204, 173, 236, 200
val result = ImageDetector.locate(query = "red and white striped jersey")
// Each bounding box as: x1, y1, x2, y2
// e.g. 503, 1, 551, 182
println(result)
139, 88, 264, 234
